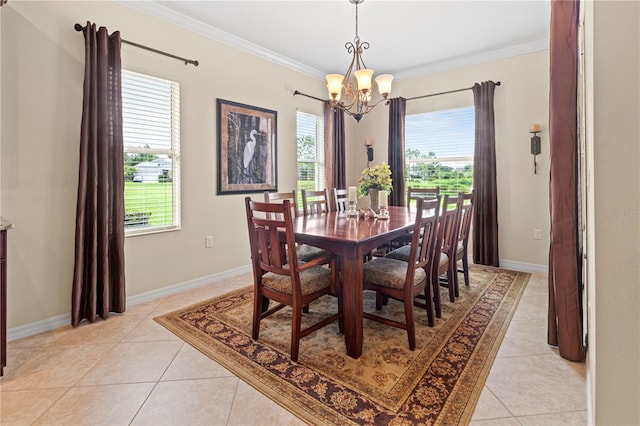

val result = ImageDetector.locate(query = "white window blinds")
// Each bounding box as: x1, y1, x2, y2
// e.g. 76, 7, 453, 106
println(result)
405, 106, 474, 195
296, 111, 325, 191
122, 70, 181, 235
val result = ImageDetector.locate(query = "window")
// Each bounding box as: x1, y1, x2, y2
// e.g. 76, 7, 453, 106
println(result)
296, 111, 325, 191
405, 106, 474, 196
122, 70, 180, 235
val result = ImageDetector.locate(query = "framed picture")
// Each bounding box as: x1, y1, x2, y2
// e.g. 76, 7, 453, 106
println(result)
216, 99, 277, 194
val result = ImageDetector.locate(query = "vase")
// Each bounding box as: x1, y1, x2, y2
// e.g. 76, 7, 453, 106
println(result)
369, 188, 379, 213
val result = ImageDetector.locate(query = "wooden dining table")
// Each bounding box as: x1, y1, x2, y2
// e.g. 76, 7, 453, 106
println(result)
293, 206, 416, 359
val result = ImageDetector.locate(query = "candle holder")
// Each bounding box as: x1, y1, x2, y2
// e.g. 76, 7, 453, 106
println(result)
347, 201, 358, 217
378, 205, 389, 220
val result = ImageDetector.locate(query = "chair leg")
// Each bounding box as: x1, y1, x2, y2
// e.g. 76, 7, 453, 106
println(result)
337, 293, 344, 334
375, 292, 384, 310
452, 262, 460, 298
447, 268, 455, 302
261, 297, 270, 313
404, 296, 416, 350
462, 252, 470, 286
432, 270, 442, 318
252, 292, 264, 340
423, 286, 434, 327
290, 306, 302, 362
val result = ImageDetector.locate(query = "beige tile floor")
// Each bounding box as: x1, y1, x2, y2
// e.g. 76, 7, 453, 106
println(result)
1, 271, 586, 425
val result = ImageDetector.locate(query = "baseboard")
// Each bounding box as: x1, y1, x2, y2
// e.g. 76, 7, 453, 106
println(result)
126, 264, 252, 306
497, 258, 548, 274
8, 259, 545, 342
7, 264, 252, 342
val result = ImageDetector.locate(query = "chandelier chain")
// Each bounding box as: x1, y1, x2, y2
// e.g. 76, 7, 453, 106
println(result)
355, 0, 359, 38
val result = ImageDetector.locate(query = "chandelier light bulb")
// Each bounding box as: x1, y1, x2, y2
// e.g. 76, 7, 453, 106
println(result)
326, 74, 344, 100
375, 74, 393, 97
327, 84, 342, 101
354, 69, 374, 92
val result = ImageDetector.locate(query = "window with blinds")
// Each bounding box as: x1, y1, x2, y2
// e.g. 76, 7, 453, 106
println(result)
405, 106, 474, 196
296, 111, 325, 191
122, 70, 181, 235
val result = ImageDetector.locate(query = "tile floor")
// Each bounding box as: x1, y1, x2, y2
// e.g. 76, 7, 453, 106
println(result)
0, 271, 586, 425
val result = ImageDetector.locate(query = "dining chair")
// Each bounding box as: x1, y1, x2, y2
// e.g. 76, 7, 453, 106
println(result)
361, 197, 441, 349
455, 191, 474, 287
388, 194, 460, 317
244, 197, 343, 362
332, 188, 348, 212
264, 190, 328, 263
439, 193, 464, 302
302, 189, 330, 215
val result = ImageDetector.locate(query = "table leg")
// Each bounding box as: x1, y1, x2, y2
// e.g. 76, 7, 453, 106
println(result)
340, 247, 364, 358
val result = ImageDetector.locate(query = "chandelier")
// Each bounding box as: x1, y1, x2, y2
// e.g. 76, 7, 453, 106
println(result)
326, 0, 393, 122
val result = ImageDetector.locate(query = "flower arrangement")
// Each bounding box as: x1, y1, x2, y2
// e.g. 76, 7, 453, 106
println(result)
357, 162, 392, 196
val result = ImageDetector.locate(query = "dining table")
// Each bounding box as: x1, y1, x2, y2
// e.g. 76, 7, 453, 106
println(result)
293, 205, 416, 359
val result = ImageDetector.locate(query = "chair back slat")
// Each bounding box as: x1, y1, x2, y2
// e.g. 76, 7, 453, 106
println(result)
440, 194, 463, 254
414, 197, 441, 269
302, 189, 330, 215
407, 187, 440, 210
333, 188, 348, 212
246, 198, 298, 276
264, 190, 300, 219
458, 191, 474, 244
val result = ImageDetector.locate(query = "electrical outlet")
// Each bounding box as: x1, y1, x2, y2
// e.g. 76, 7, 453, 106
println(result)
533, 228, 542, 240
205, 235, 213, 248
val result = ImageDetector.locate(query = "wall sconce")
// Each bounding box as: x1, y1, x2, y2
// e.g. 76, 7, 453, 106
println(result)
529, 123, 541, 174
365, 139, 374, 166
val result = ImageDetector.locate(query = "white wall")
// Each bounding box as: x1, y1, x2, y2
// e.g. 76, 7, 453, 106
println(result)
0, 0, 325, 329
350, 51, 551, 268
585, 1, 640, 424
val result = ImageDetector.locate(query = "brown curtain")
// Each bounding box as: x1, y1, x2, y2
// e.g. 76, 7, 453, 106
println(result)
388, 97, 406, 206
472, 81, 499, 267
547, 0, 585, 362
324, 102, 346, 191
71, 22, 126, 326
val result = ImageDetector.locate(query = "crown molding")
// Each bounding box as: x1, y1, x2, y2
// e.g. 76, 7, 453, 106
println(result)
394, 39, 550, 80
117, 0, 325, 79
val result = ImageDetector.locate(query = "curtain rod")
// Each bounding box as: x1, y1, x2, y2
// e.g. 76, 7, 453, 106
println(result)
293, 90, 325, 102
407, 81, 501, 101
294, 81, 501, 104
74, 23, 199, 67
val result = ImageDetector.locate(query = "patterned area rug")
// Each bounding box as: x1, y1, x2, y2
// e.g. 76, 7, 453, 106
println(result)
155, 265, 529, 425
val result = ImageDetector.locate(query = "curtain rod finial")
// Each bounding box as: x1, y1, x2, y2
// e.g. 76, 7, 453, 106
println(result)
74, 23, 84, 32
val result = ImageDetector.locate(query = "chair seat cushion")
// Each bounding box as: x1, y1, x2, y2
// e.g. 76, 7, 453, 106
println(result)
363, 258, 426, 289
385, 245, 412, 262
439, 252, 449, 267
262, 265, 331, 295
296, 244, 330, 262
455, 242, 464, 256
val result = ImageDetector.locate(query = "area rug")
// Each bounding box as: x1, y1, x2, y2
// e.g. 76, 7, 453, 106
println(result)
155, 265, 529, 425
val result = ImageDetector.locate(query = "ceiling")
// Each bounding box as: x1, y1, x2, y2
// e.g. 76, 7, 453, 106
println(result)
123, 0, 550, 80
